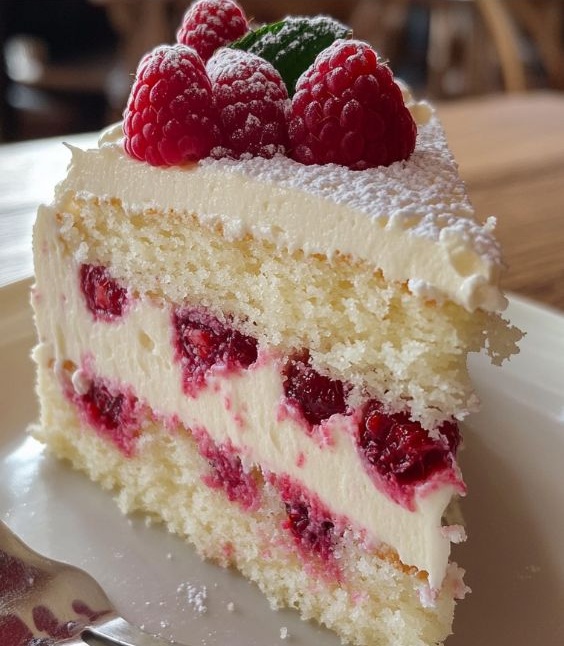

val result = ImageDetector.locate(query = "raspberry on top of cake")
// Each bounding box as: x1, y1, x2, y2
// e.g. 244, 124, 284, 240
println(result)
124, 12, 416, 170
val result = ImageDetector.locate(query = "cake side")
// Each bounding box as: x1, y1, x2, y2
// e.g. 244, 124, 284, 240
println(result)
32, 204, 467, 588
31, 198, 472, 646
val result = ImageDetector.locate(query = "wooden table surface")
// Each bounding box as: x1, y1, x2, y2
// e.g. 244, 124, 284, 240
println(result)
437, 91, 564, 312
0, 91, 563, 313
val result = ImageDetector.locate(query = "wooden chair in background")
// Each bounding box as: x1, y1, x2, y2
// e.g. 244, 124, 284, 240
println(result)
510, 0, 564, 90
350, 0, 564, 98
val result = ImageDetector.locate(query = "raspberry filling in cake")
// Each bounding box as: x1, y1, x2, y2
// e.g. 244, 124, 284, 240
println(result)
42, 252, 467, 591
172, 306, 258, 396
76, 265, 464, 515
75, 265, 464, 509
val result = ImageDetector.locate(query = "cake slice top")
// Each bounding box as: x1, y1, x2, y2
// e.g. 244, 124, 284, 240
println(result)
57, 18, 507, 314
60, 93, 505, 314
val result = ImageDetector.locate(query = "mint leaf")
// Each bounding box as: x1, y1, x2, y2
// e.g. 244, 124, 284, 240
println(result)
231, 16, 352, 95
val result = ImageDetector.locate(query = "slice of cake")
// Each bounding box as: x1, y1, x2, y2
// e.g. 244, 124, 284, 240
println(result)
31, 4, 521, 646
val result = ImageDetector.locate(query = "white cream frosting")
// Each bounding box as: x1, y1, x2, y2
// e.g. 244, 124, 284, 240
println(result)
34, 204, 464, 591
59, 106, 507, 314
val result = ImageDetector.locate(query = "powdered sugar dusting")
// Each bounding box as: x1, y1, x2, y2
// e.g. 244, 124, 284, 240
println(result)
206, 48, 289, 160
202, 115, 502, 265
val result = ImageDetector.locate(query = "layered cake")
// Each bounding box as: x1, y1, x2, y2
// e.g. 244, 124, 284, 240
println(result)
31, 3, 521, 645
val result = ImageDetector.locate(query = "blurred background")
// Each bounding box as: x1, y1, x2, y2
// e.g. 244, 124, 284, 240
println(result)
0, 0, 562, 142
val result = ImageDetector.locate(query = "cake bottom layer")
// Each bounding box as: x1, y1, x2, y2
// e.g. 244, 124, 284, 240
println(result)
32, 362, 460, 646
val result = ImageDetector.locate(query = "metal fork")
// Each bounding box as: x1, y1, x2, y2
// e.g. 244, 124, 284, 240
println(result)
0, 520, 188, 645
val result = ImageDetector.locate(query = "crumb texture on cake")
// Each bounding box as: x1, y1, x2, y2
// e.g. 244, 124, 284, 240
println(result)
51, 195, 520, 429
31, 359, 459, 646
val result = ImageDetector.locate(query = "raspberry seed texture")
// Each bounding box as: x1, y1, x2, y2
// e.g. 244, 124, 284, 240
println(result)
123, 44, 220, 166
288, 39, 417, 170
207, 48, 290, 159
177, 0, 249, 62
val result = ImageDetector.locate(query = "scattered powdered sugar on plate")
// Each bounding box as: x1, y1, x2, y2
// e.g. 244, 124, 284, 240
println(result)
177, 581, 208, 614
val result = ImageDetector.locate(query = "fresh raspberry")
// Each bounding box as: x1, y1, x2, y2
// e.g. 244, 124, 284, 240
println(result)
357, 400, 459, 489
79, 264, 128, 321
206, 48, 290, 159
288, 39, 417, 170
177, 0, 249, 62
123, 44, 220, 166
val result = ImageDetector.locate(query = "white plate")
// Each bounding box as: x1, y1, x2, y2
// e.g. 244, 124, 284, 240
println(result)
1, 279, 563, 646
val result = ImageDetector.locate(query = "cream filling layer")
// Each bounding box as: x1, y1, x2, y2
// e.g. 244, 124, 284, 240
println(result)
34, 205, 464, 591
54, 113, 506, 313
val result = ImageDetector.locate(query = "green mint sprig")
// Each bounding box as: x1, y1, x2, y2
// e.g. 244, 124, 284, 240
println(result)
231, 16, 352, 95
